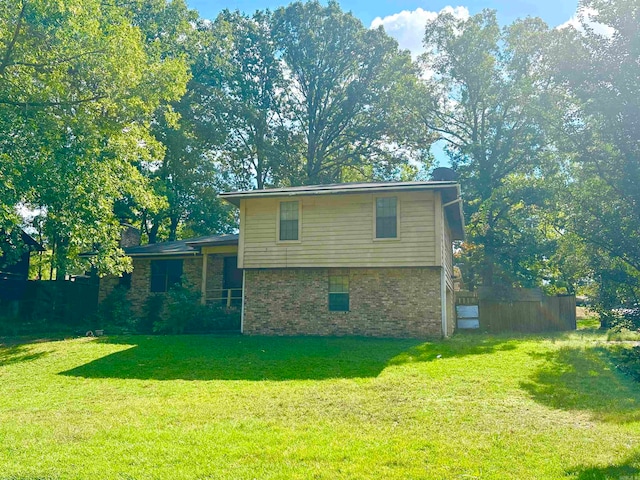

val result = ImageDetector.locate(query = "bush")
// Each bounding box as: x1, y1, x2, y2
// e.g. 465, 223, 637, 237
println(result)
608, 345, 640, 382
96, 286, 134, 332
600, 307, 640, 332
152, 283, 241, 334
140, 294, 165, 334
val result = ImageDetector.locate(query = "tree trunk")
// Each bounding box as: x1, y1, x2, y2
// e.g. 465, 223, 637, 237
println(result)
168, 216, 179, 242
148, 222, 160, 244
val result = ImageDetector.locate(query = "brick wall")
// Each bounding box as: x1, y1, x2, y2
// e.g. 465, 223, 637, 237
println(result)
243, 267, 443, 338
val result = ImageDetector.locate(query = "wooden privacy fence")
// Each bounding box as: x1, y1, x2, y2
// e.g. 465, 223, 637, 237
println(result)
456, 288, 576, 333
478, 288, 576, 332
19, 279, 99, 325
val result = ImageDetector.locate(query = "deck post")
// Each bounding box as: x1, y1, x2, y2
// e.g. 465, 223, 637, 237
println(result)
201, 252, 208, 305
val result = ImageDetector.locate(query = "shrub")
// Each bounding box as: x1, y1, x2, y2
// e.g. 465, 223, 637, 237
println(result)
600, 307, 640, 332
152, 283, 241, 334
608, 345, 640, 382
154, 283, 203, 334
96, 286, 134, 332
139, 294, 165, 334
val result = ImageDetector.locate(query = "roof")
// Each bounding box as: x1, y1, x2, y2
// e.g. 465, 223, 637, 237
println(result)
123, 234, 238, 257
20, 230, 45, 252
219, 181, 459, 206
220, 181, 465, 240
0, 229, 45, 253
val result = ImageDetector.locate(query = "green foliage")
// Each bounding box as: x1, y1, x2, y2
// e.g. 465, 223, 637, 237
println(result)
272, 1, 433, 184
0, 0, 189, 276
608, 345, 640, 382
96, 286, 134, 333
140, 294, 165, 334
549, 0, 640, 313
153, 283, 240, 334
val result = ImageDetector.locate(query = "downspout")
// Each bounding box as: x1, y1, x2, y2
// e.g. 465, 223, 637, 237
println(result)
441, 267, 447, 337
240, 270, 246, 334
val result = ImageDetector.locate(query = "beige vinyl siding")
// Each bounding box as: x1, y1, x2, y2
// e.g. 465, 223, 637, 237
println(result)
240, 191, 438, 268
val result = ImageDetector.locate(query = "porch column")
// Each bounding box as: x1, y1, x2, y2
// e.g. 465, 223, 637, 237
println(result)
201, 252, 208, 305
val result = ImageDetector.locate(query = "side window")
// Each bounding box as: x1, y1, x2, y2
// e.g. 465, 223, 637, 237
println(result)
375, 197, 398, 239
279, 201, 299, 241
150, 259, 183, 293
328, 273, 349, 312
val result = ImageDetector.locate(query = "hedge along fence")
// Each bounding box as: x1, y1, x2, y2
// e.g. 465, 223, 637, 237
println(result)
474, 287, 576, 333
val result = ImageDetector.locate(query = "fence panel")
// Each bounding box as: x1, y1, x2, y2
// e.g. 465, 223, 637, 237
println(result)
477, 289, 576, 333
20, 280, 98, 326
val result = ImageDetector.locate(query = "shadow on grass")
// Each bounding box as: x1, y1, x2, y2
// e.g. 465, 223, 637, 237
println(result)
521, 346, 640, 423
60, 335, 425, 381
566, 451, 640, 479
0, 345, 49, 367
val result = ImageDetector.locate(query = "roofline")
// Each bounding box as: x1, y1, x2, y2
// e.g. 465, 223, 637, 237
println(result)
219, 181, 459, 207
184, 239, 239, 247
126, 252, 201, 258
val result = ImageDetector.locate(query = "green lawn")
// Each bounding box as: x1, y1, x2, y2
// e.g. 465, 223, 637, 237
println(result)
0, 332, 639, 479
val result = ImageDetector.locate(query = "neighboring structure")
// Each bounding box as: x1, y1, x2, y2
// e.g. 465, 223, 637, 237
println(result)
0, 230, 45, 302
97, 234, 241, 314
220, 181, 464, 338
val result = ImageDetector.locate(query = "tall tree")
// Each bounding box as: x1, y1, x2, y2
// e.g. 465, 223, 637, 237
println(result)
204, 10, 293, 190
419, 10, 562, 287
272, 0, 432, 185
0, 0, 189, 276
551, 0, 640, 313
130, 6, 241, 243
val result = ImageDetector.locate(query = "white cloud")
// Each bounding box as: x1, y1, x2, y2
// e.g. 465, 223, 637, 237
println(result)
370, 6, 469, 58
557, 7, 615, 37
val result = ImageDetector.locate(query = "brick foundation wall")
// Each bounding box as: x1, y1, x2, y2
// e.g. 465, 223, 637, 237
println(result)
243, 267, 443, 338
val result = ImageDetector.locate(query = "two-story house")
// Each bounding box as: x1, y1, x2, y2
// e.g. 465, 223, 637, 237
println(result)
219, 181, 464, 338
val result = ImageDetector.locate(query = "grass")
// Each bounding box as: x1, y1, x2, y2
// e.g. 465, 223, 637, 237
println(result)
0, 332, 639, 479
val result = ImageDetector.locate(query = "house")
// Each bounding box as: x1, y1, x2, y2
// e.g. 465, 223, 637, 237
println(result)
219, 181, 464, 338
97, 180, 464, 338
0, 229, 45, 302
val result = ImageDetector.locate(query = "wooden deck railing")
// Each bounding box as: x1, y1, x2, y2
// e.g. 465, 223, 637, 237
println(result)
205, 288, 243, 307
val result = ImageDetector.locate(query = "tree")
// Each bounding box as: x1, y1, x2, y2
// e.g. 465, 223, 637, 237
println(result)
419, 10, 562, 287
551, 0, 640, 313
0, 0, 189, 276
203, 9, 293, 190
272, 0, 432, 185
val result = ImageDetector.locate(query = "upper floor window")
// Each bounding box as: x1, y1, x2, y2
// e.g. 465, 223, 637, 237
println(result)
375, 197, 398, 239
279, 201, 299, 241
150, 259, 183, 293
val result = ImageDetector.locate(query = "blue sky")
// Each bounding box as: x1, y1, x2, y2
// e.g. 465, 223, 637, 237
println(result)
186, 0, 579, 28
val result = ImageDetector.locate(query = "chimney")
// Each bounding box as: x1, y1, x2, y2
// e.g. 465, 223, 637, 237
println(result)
430, 167, 456, 181
120, 224, 141, 248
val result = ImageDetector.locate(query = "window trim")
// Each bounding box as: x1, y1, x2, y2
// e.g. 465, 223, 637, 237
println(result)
373, 195, 401, 241
276, 200, 302, 244
328, 271, 350, 312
